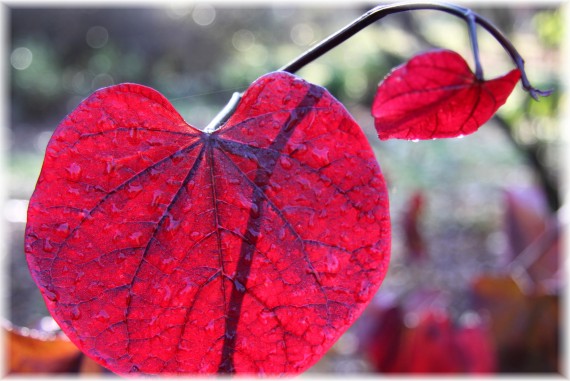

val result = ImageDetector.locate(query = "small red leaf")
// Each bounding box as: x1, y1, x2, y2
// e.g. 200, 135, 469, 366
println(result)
25, 72, 391, 375
402, 191, 427, 261
372, 50, 521, 140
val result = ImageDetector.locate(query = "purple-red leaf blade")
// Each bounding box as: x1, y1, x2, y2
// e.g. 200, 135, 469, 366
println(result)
25, 72, 391, 376
372, 50, 521, 140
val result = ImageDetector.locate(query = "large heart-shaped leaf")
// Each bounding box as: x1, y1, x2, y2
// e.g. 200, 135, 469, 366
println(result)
372, 49, 521, 140
25, 71, 390, 375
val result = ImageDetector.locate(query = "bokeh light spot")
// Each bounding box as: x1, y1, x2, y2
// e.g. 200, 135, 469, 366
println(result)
10, 47, 33, 70
86, 26, 109, 49
232, 29, 255, 52
192, 4, 216, 26
290, 23, 314, 46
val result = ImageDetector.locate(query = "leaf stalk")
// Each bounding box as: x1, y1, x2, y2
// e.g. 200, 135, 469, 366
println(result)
279, 1, 550, 99
209, 1, 551, 132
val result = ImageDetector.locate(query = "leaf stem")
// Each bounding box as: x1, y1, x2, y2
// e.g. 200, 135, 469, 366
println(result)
208, 2, 550, 132
204, 91, 242, 133
279, 1, 550, 99
464, 9, 483, 80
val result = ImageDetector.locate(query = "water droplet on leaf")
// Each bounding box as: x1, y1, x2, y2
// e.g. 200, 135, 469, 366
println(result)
43, 238, 54, 252
66, 162, 82, 180
279, 156, 293, 169
234, 279, 246, 293
71, 305, 81, 320
325, 253, 339, 273
128, 183, 143, 194
44, 287, 58, 302
356, 280, 372, 302
95, 309, 110, 322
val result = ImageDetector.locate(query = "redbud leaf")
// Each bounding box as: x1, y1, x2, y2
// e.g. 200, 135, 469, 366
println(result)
372, 49, 521, 140
25, 72, 391, 376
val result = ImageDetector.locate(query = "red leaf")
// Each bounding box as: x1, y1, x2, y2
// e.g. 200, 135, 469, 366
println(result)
402, 191, 427, 261
394, 312, 464, 373
25, 72, 391, 375
372, 50, 521, 140
455, 324, 497, 373
363, 305, 404, 373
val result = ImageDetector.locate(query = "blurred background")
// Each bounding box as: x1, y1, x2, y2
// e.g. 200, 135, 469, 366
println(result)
4, 1, 564, 375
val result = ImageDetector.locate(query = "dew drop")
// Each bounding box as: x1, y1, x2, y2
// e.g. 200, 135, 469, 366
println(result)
292, 142, 307, 154
244, 251, 252, 262
260, 310, 275, 323
74, 271, 85, 285
269, 180, 282, 193
236, 193, 252, 210
66, 162, 82, 180
115, 251, 127, 264
147, 136, 164, 147
129, 183, 143, 195
95, 309, 110, 322
228, 178, 240, 185
56, 223, 69, 234
246, 226, 260, 238
167, 178, 182, 186
24, 242, 33, 254
129, 231, 143, 245
225, 329, 236, 339
165, 217, 180, 233
151, 190, 163, 208
279, 156, 293, 170
233, 279, 246, 293
172, 151, 185, 164
96, 118, 108, 131
323, 327, 336, 341
44, 287, 58, 302
105, 159, 116, 175
162, 285, 172, 302
199, 362, 211, 373
182, 200, 194, 213
325, 253, 339, 273
278, 227, 286, 240
130, 365, 140, 373
71, 305, 81, 320
149, 167, 162, 179
180, 282, 194, 296
128, 128, 140, 144
311, 146, 329, 165
112, 229, 123, 242
249, 203, 260, 218
110, 203, 123, 214
356, 280, 372, 302
205, 320, 215, 332
43, 238, 54, 252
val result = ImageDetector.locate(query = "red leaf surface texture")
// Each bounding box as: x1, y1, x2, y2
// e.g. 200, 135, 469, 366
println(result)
25, 72, 390, 375
372, 50, 521, 140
